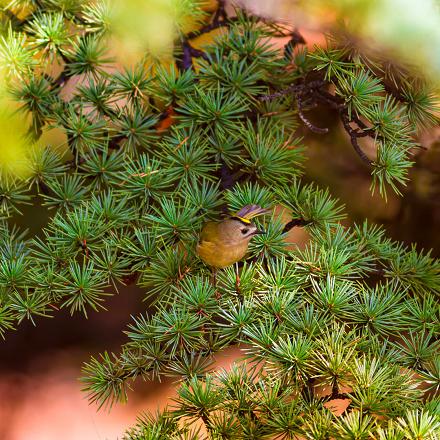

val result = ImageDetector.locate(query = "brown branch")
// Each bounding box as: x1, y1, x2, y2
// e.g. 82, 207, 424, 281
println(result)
177, 1, 232, 71
284, 29, 306, 59
297, 93, 329, 134
283, 218, 312, 234
259, 84, 303, 101
2, 9, 25, 26
340, 111, 373, 165
261, 78, 377, 166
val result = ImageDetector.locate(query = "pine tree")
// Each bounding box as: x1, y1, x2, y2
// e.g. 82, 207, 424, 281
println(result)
0, 1, 439, 438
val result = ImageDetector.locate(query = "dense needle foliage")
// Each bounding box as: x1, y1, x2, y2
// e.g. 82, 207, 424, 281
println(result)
0, 1, 439, 438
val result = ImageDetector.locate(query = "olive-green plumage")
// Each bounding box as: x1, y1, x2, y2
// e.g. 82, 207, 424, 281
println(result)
196, 205, 267, 268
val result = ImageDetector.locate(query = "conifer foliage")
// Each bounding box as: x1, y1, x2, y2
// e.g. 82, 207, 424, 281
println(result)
0, 1, 439, 438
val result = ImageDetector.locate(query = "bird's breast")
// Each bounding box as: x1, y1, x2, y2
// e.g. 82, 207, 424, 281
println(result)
196, 240, 250, 268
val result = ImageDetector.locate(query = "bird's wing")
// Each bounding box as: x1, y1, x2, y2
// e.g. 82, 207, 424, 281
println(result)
199, 221, 219, 243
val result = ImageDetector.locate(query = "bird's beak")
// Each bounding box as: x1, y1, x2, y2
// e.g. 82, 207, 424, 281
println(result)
253, 228, 265, 235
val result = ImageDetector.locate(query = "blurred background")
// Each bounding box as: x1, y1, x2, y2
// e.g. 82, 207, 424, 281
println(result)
1, 0, 439, 438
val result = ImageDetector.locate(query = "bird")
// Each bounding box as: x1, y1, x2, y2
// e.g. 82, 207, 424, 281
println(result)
196, 205, 268, 270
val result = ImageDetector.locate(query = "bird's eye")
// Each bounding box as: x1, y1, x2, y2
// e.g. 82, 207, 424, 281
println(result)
241, 228, 249, 235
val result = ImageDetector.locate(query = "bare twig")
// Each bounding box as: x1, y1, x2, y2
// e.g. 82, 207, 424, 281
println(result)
297, 93, 329, 134
284, 29, 306, 59
261, 77, 376, 165
283, 218, 312, 234
177, 1, 231, 71
259, 84, 303, 101
340, 111, 373, 165
2, 9, 25, 26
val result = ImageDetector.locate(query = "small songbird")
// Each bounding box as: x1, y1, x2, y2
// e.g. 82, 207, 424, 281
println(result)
197, 205, 268, 269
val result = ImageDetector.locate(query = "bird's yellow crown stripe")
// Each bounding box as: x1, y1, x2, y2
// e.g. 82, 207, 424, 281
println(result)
235, 216, 251, 224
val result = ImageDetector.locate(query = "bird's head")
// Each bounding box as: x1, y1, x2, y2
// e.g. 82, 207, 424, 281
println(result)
217, 205, 269, 244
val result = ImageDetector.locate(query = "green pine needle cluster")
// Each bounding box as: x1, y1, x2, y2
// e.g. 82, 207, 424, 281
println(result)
0, 1, 439, 438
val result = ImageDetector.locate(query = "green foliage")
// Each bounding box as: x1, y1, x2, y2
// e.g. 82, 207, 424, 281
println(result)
65, 34, 112, 78
0, 28, 36, 79
0, 1, 439, 439
306, 42, 439, 199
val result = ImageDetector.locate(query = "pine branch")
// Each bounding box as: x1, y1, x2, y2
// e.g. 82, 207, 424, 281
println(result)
177, 1, 233, 71
177, 40, 209, 71
261, 78, 377, 164
185, 0, 231, 40
2, 9, 25, 26
284, 29, 306, 60
0, 4, 438, 439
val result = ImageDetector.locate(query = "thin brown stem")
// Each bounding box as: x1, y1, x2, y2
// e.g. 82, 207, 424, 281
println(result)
340, 111, 373, 165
